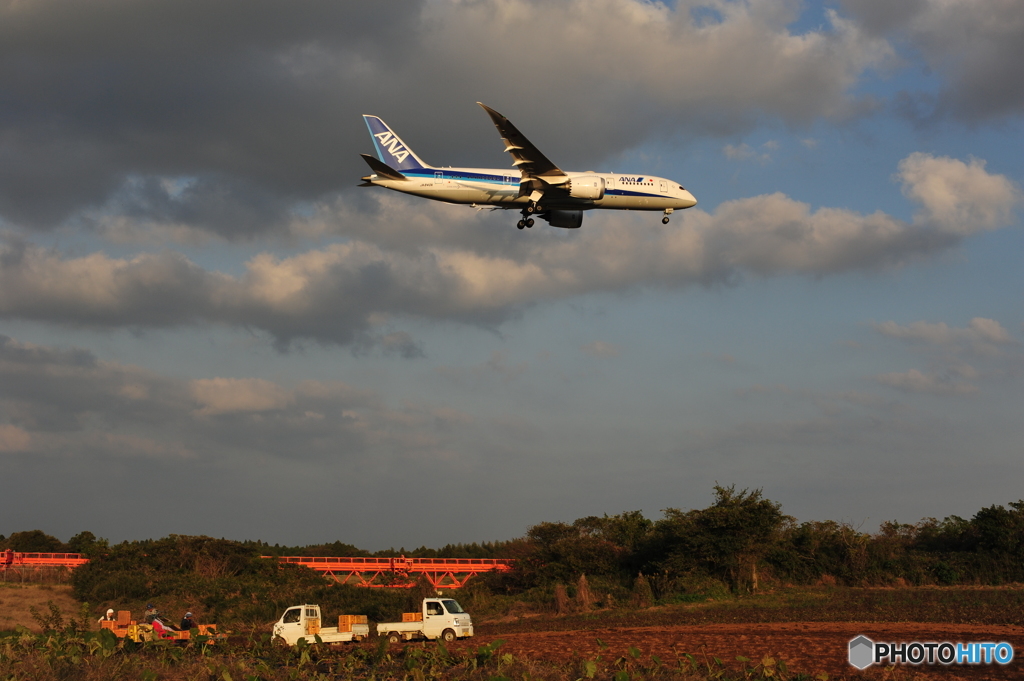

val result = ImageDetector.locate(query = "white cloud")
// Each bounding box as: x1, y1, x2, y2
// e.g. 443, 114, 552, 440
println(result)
898, 153, 1021, 235
724, 143, 772, 164
581, 341, 622, 358
0, 424, 32, 452
0, 153, 1017, 349
872, 318, 1019, 396
874, 318, 1016, 355
190, 378, 294, 416
876, 368, 978, 395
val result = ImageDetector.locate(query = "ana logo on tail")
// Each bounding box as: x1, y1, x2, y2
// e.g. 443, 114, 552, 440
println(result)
374, 132, 410, 164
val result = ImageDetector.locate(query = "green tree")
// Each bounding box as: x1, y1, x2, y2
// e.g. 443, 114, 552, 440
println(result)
66, 531, 109, 557
969, 501, 1024, 556
654, 485, 790, 592
7, 529, 65, 552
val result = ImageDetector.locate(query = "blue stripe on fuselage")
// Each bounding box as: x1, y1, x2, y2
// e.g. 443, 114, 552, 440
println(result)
396, 170, 670, 199
403, 169, 519, 186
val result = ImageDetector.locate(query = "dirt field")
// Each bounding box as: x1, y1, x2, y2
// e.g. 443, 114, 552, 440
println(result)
0, 583, 81, 633
451, 622, 1024, 680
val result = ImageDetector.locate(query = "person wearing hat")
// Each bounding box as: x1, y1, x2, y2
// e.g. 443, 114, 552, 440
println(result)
180, 611, 197, 631
144, 603, 158, 623
97, 608, 115, 623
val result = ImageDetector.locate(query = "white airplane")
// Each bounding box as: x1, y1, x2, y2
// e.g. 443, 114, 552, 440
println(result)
359, 103, 696, 230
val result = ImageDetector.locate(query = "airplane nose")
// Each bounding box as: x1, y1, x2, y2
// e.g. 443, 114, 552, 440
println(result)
681, 190, 697, 208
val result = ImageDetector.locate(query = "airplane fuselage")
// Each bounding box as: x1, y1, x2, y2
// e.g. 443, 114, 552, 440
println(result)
368, 167, 696, 212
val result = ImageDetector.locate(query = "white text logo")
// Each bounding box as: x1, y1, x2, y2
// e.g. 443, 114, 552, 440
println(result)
849, 635, 1014, 669
374, 132, 410, 164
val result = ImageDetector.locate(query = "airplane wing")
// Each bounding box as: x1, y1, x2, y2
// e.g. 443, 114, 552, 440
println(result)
477, 103, 568, 201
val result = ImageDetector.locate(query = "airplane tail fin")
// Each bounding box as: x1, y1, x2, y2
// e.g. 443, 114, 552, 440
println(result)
363, 115, 429, 171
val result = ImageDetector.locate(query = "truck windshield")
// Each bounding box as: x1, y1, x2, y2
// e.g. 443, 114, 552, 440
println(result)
441, 599, 465, 614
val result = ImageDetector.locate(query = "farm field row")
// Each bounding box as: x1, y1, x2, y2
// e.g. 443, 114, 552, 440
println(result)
452, 622, 1024, 680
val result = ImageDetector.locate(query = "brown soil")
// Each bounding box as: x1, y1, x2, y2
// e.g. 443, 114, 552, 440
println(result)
451, 622, 1024, 680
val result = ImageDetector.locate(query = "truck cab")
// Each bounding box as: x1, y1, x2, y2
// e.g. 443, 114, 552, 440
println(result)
274, 605, 320, 645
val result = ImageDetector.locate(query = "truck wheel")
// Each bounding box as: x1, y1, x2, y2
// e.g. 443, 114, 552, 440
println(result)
387, 632, 402, 644
440, 628, 456, 643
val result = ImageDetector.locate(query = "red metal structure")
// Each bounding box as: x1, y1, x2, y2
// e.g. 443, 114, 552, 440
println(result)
0, 550, 88, 568
0, 550, 87, 581
0, 550, 513, 589
265, 555, 514, 589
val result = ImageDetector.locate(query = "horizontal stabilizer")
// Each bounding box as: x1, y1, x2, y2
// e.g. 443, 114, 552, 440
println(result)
360, 154, 406, 181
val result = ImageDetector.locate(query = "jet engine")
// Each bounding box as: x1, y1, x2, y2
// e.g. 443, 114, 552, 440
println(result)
566, 175, 605, 200
541, 210, 584, 229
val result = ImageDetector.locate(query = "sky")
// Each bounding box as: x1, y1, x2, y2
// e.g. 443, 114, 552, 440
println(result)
1, 0, 1022, 551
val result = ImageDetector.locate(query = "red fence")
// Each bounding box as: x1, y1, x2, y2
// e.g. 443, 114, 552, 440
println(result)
0, 550, 87, 582
0, 550, 512, 589
265, 556, 514, 589
0, 550, 88, 568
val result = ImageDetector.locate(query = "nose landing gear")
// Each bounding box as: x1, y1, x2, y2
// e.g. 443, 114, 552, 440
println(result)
662, 208, 674, 224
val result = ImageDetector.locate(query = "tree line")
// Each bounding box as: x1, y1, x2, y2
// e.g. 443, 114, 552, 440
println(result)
4, 486, 1023, 608
492, 486, 1024, 598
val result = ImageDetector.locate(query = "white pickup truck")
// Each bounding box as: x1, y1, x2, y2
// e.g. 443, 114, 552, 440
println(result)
377, 598, 473, 643
272, 604, 369, 646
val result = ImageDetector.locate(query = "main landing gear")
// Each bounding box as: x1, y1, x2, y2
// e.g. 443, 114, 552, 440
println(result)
516, 206, 537, 230
662, 208, 674, 225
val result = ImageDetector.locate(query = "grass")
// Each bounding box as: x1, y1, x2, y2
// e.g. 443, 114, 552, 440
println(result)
0, 584, 80, 633
5, 585, 1016, 680
477, 584, 1024, 635
0, 625, 925, 681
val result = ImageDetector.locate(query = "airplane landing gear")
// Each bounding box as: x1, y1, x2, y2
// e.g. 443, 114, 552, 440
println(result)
662, 208, 673, 224
517, 208, 535, 229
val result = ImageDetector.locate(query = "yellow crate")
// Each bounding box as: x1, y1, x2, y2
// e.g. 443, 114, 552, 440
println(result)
402, 612, 422, 622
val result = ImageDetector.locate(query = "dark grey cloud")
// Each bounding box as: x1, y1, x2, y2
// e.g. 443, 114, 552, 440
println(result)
1, 0, 892, 234
841, 0, 1024, 124
0, 333, 188, 434
0, 0, 420, 230
0, 333, 459, 461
